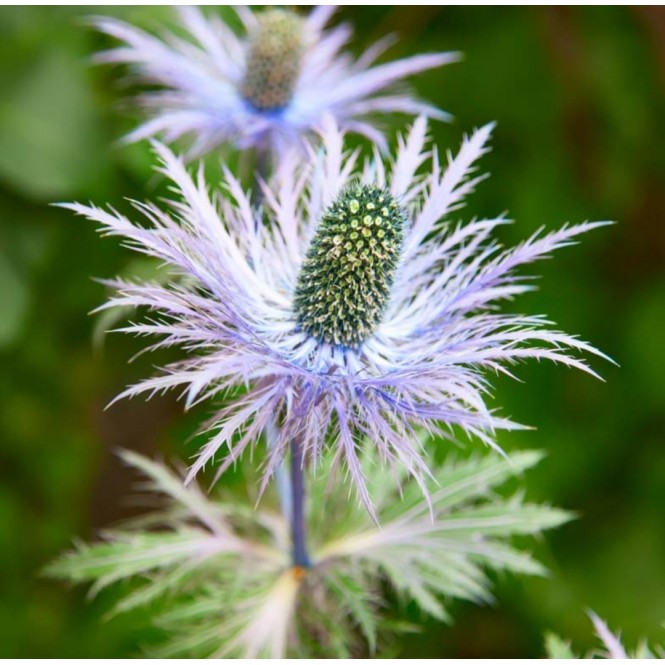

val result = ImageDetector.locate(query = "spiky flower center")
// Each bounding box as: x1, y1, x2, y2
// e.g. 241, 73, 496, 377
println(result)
294, 184, 406, 347
241, 10, 304, 112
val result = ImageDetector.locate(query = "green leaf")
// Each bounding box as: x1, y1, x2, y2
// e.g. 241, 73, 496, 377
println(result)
544, 632, 576, 658
45, 530, 215, 593
118, 450, 226, 536
326, 571, 379, 653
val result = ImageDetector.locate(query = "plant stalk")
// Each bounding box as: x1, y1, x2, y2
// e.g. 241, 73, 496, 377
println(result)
289, 436, 311, 568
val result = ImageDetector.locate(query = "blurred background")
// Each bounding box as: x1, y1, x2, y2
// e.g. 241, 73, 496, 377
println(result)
0, 5, 664, 658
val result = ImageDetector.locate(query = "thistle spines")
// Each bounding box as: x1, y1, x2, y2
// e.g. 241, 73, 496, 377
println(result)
294, 183, 405, 347
241, 9, 304, 112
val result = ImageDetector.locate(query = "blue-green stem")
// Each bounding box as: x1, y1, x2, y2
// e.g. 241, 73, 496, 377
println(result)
290, 436, 311, 568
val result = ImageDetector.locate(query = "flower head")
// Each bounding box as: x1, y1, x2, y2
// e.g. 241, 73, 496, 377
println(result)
63, 117, 609, 517
293, 182, 406, 346
93, 7, 457, 158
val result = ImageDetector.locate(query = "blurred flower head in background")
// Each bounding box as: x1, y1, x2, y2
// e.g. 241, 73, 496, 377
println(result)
93, 6, 457, 159
61, 117, 609, 517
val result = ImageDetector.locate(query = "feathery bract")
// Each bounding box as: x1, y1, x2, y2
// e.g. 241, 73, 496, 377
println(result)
62, 117, 609, 516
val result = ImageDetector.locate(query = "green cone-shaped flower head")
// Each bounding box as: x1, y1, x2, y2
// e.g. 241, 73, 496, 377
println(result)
242, 9, 304, 111
294, 183, 406, 347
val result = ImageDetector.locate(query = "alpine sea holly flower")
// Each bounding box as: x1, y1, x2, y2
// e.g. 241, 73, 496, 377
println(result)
92, 6, 457, 159
62, 116, 609, 517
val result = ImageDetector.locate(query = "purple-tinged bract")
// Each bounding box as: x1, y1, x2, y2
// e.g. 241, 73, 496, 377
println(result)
63, 117, 609, 517
93, 6, 457, 159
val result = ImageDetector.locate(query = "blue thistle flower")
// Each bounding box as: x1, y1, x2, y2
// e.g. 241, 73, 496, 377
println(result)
62, 117, 610, 517
93, 6, 457, 159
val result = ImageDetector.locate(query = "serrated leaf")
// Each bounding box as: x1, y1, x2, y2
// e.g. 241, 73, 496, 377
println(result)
46, 530, 216, 591
544, 632, 576, 658
326, 571, 379, 653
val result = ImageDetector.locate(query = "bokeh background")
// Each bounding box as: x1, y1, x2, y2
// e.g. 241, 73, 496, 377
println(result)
1, 5, 664, 658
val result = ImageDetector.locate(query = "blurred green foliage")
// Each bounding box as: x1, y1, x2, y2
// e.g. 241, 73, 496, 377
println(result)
0, 5, 663, 658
